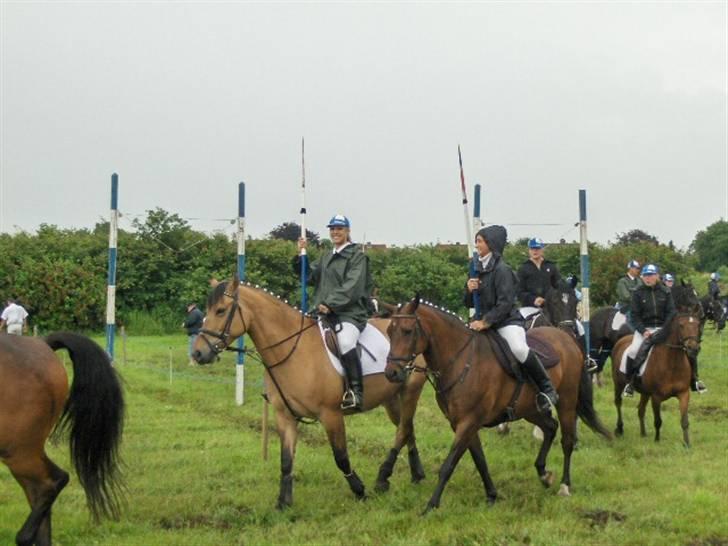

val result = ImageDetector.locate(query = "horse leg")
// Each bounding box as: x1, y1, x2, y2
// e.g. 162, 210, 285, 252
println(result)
320, 409, 366, 500
466, 432, 498, 505
613, 369, 624, 437
638, 393, 650, 437
274, 409, 299, 509
529, 412, 559, 489
556, 406, 577, 497
678, 390, 691, 448
9, 452, 69, 546
423, 419, 479, 515
650, 396, 663, 443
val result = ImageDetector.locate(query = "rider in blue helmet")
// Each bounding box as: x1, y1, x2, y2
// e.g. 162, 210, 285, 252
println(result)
663, 273, 675, 290
622, 264, 677, 397
294, 214, 373, 410
709, 272, 721, 301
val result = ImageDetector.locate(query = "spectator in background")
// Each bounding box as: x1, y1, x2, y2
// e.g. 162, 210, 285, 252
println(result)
0, 298, 29, 335
183, 302, 204, 366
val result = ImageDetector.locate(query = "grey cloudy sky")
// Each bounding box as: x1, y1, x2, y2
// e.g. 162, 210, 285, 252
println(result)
1, 1, 726, 250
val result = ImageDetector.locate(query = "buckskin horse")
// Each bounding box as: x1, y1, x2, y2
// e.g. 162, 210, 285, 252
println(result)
192, 279, 428, 508
0, 332, 124, 546
384, 297, 612, 513
610, 297, 702, 447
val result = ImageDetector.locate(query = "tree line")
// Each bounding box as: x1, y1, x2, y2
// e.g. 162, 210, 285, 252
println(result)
0, 209, 725, 333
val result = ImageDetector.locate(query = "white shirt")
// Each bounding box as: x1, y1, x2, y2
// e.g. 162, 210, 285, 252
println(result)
1, 303, 28, 325
334, 241, 352, 254
478, 253, 492, 270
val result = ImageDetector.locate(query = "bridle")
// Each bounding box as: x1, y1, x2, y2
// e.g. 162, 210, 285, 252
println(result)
665, 312, 701, 355
198, 288, 246, 355
386, 313, 429, 375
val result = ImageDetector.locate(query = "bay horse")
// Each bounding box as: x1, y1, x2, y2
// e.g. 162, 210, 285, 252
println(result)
192, 279, 428, 508
384, 297, 612, 513
700, 295, 726, 332
610, 307, 701, 447
1, 332, 125, 546
524, 279, 579, 334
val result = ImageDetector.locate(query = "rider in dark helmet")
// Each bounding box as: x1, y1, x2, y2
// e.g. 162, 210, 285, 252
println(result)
465, 225, 558, 414
294, 214, 373, 411
709, 272, 721, 301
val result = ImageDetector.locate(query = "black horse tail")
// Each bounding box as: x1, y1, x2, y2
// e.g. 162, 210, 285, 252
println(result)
46, 332, 125, 521
576, 366, 613, 441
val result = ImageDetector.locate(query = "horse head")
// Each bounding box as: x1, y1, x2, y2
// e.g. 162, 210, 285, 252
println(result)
193, 278, 253, 364
672, 312, 702, 360
543, 279, 578, 331
385, 295, 428, 383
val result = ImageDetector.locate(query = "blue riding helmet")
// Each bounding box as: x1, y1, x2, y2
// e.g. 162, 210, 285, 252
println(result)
326, 214, 351, 228
627, 260, 640, 269
528, 237, 545, 249
664, 273, 674, 282
641, 264, 659, 276
711, 272, 720, 281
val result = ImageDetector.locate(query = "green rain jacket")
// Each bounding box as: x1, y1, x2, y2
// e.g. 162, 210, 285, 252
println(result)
294, 243, 373, 330
616, 274, 642, 312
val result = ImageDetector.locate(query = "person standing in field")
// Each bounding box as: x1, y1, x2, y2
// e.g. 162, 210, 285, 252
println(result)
183, 302, 204, 366
0, 298, 29, 335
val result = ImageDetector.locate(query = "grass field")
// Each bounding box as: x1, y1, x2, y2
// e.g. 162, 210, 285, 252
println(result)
1, 330, 727, 545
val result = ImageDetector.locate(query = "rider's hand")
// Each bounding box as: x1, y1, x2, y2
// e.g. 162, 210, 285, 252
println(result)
469, 319, 490, 331
298, 237, 307, 251
534, 297, 545, 307
318, 304, 331, 315
467, 279, 480, 292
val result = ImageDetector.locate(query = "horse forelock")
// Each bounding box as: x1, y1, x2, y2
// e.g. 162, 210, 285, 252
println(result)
207, 281, 230, 309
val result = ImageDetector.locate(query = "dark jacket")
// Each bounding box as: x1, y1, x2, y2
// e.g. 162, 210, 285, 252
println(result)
294, 243, 373, 329
709, 280, 721, 300
463, 225, 522, 328
616, 274, 642, 313
517, 259, 561, 307
630, 283, 676, 336
183, 307, 204, 335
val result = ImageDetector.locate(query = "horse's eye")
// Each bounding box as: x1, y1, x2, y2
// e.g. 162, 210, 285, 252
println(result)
402, 329, 413, 336
216, 308, 226, 316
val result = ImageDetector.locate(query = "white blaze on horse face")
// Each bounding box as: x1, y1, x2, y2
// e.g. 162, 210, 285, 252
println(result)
561, 294, 569, 305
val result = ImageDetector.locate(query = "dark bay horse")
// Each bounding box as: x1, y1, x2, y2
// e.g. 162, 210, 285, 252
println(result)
610, 309, 701, 447
1, 332, 125, 546
700, 295, 726, 332
192, 280, 428, 508
384, 298, 612, 513
524, 279, 579, 334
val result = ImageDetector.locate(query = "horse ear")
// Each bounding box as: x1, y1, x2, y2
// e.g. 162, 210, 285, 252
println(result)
231, 277, 240, 290
209, 278, 220, 288
412, 293, 421, 311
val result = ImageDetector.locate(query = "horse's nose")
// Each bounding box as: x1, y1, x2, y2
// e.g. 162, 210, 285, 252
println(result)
192, 349, 207, 364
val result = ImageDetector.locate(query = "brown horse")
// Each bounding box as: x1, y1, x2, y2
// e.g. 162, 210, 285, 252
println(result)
1, 332, 125, 546
610, 311, 701, 446
384, 297, 612, 513
192, 279, 428, 508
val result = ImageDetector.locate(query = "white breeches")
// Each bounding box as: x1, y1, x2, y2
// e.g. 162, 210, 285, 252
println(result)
7, 323, 22, 335
335, 321, 361, 354
625, 328, 660, 359
575, 319, 585, 337
497, 324, 530, 363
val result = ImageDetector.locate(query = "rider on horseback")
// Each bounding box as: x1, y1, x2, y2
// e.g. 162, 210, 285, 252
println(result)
466, 226, 559, 414
709, 272, 722, 301
622, 264, 679, 397
517, 238, 597, 373
616, 260, 642, 318
295, 214, 373, 411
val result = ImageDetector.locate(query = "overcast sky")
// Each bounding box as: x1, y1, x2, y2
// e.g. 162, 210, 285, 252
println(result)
1, 1, 726, 250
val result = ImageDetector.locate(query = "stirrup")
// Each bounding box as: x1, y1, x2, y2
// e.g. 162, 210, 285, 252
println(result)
695, 381, 707, 394
341, 389, 362, 410
585, 357, 598, 374
536, 392, 556, 414
622, 382, 635, 398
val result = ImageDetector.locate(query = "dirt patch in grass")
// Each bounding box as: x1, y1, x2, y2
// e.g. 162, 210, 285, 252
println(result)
158, 505, 252, 530
580, 509, 627, 529
692, 406, 728, 418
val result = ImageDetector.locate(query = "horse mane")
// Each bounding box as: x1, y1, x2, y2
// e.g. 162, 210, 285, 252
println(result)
207, 280, 303, 313
413, 299, 469, 329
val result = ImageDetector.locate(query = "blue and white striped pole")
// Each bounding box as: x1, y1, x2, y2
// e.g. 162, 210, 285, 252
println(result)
473, 183, 482, 237
300, 138, 308, 311
579, 189, 591, 360
105, 173, 119, 362
236, 182, 246, 405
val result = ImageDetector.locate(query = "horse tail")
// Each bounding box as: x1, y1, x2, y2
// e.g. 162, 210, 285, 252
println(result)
576, 365, 613, 440
46, 332, 125, 521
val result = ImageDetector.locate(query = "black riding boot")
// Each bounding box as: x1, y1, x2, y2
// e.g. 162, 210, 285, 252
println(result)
622, 357, 637, 398
522, 351, 558, 414
623, 339, 652, 398
340, 349, 364, 411
688, 355, 707, 394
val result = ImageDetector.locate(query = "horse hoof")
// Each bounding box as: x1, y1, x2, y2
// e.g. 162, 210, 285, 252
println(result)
421, 504, 437, 516
374, 481, 390, 493
487, 495, 497, 506
557, 484, 571, 497
540, 471, 555, 488
276, 500, 291, 511
497, 423, 510, 435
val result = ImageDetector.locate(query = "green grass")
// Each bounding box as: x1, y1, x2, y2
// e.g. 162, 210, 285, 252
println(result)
1, 332, 727, 545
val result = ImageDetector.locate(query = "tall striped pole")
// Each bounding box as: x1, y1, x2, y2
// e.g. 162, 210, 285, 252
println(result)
579, 189, 591, 360
473, 183, 482, 237
236, 182, 246, 405
105, 173, 119, 362
459, 146, 480, 318
300, 138, 308, 311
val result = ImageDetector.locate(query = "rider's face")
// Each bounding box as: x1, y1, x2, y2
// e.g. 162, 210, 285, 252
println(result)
529, 247, 544, 261
329, 227, 349, 246
642, 274, 658, 287
475, 234, 490, 257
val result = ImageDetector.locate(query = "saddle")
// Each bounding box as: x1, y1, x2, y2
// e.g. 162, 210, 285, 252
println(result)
485, 328, 560, 380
